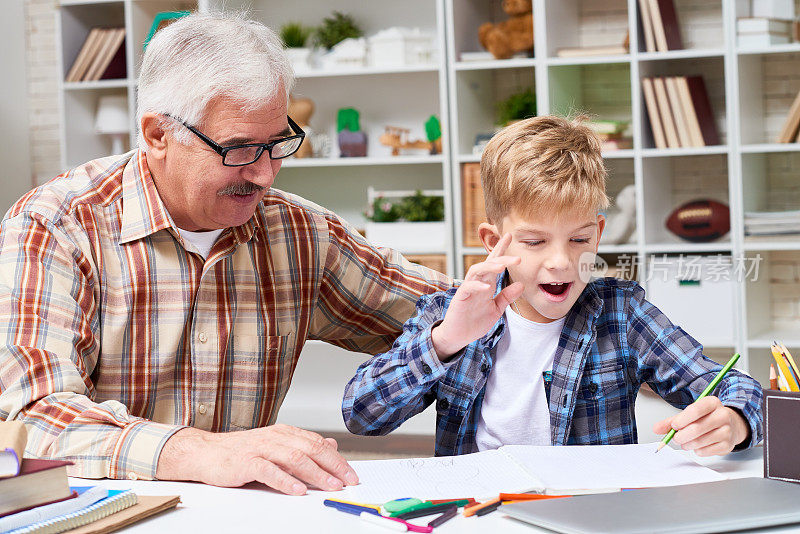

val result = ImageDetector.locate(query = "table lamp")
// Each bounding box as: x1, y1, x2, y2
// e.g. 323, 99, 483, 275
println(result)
95, 95, 129, 154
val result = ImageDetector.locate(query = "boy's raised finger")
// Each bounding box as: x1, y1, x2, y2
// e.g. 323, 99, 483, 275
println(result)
488, 233, 513, 260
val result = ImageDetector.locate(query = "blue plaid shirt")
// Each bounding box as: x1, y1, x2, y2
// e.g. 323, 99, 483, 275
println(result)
342, 275, 763, 456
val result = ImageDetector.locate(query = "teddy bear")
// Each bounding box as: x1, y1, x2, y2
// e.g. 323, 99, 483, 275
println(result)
478, 0, 534, 60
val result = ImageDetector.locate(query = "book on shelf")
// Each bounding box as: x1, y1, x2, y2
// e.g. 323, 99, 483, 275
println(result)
65, 27, 126, 82
737, 17, 793, 47
642, 78, 667, 148
0, 459, 73, 517
0, 420, 27, 478
586, 120, 628, 136
744, 209, 800, 235
642, 76, 719, 148
651, 77, 680, 148
638, 0, 657, 52
776, 89, 800, 143
646, 0, 683, 52
555, 44, 628, 58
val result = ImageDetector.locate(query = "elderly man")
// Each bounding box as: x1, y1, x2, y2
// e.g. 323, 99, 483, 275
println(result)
0, 12, 450, 495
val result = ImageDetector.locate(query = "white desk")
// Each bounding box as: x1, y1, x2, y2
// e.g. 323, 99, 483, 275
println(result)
69, 447, 800, 533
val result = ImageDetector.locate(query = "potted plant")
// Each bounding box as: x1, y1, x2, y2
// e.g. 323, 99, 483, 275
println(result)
314, 12, 364, 69
496, 87, 537, 126
280, 22, 313, 72
365, 190, 447, 253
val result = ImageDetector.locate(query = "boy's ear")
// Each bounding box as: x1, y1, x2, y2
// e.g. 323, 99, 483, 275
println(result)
595, 213, 606, 250
478, 222, 502, 254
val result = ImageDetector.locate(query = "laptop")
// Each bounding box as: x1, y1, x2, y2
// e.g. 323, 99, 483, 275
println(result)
502, 477, 800, 534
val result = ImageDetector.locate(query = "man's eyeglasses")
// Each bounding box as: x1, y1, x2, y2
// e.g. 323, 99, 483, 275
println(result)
167, 115, 305, 166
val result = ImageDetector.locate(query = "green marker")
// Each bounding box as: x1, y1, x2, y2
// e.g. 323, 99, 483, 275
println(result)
657, 352, 741, 453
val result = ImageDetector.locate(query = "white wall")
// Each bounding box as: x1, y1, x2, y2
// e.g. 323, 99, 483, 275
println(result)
1, 0, 33, 214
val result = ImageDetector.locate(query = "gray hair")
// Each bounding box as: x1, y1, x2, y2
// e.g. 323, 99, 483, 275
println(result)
136, 11, 295, 151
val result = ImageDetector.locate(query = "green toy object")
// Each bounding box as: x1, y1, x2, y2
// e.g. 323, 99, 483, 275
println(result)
143, 11, 191, 51
424, 115, 442, 143
337, 108, 361, 132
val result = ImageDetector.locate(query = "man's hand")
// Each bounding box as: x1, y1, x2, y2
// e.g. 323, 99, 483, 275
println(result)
156, 424, 359, 495
653, 396, 750, 456
431, 233, 523, 360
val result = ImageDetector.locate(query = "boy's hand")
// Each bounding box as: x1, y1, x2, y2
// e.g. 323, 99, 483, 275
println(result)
653, 396, 750, 456
431, 233, 524, 360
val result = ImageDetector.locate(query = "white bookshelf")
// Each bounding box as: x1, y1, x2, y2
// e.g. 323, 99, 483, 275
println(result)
57, 0, 800, 435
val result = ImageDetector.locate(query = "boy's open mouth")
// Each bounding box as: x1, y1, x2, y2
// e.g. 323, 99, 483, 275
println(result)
539, 282, 570, 296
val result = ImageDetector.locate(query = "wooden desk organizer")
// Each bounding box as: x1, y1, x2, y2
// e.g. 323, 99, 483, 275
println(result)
763, 389, 800, 484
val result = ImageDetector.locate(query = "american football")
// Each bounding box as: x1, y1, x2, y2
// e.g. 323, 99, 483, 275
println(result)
665, 199, 730, 242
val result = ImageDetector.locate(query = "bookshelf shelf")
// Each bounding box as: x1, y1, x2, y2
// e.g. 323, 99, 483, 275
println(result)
545, 54, 631, 67
454, 58, 537, 71
743, 239, 800, 252
281, 155, 444, 168
641, 146, 728, 157
644, 243, 734, 254
740, 143, 800, 154
737, 43, 800, 56
63, 79, 129, 90
636, 49, 725, 61
296, 64, 441, 79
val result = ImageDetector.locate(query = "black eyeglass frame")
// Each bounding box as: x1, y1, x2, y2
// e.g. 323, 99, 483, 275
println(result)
167, 114, 306, 166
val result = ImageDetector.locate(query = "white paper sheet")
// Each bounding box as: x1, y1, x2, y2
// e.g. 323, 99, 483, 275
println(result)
342, 449, 535, 503
502, 442, 726, 491
342, 443, 726, 503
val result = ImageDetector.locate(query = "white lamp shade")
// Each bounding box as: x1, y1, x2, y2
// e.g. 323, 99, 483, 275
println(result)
95, 95, 129, 135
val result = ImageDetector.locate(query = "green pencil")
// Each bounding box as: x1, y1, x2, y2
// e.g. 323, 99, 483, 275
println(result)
656, 352, 741, 453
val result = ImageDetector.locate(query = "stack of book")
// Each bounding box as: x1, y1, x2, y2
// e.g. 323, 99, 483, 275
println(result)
638, 0, 683, 52
641, 76, 719, 149
64, 28, 127, 82
737, 17, 793, 48
0, 421, 179, 533
744, 210, 800, 236
586, 120, 632, 151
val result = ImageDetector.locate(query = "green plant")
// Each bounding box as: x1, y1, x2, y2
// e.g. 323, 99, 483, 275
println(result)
279, 22, 312, 48
496, 88, 537, 126
314, 11, 362, 50
366, 191, 444, 223
366, 196, 401, 223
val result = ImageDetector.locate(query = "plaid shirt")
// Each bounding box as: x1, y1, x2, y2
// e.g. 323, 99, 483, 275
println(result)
343, 274, 763, 455
0, 150, 451, 480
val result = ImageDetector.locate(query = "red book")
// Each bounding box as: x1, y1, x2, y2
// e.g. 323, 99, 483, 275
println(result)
0, 459, 74, 517
656, 0, 684, 50
685, 76, 720, 146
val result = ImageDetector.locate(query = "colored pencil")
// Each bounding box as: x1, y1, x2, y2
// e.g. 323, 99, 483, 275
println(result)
499, 493, 571, 501
770, 363, 779, 390
657, 353, 740, 452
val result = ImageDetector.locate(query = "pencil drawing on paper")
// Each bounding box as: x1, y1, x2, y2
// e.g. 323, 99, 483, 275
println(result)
401, 457, 493, 494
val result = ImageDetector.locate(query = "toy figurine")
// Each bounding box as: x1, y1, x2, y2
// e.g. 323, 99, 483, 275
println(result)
288, 96, 314, 158
478, 0, 534, 60
337, 108, 367, 157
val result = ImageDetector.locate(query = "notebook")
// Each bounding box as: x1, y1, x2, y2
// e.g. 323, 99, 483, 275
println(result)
502, 477, 800, 534
7, 490, 137, 534
343, 443, 725, 503
0, 487, 108, 532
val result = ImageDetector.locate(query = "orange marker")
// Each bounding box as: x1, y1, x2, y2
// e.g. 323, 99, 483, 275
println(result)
463, 496, 501, 517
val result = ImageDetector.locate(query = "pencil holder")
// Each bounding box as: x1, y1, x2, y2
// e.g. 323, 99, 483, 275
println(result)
763, 388, 800, 484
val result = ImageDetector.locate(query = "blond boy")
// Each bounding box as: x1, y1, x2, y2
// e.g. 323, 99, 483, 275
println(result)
343, 116, 762, 455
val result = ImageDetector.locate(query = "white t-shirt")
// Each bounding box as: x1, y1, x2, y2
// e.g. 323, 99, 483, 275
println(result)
177, 228, 224, 259
475, 307, 565, 451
